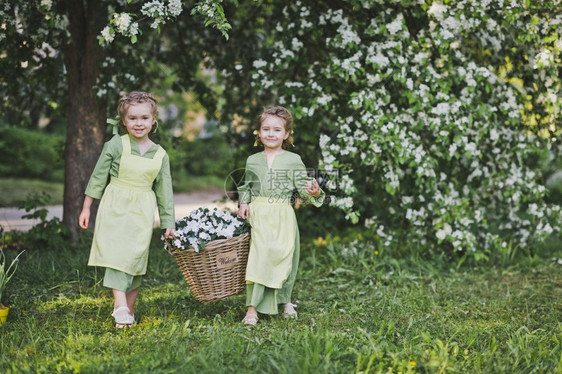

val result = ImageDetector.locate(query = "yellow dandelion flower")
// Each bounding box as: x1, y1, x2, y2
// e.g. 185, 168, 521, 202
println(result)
410, 361, 416, 367
314, 237, 328, 246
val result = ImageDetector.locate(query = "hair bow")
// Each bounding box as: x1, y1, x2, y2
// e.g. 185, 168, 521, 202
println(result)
107, 116, 120, 135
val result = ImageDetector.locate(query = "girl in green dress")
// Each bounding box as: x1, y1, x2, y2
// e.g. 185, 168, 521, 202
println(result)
79, 91, 175, 328
237, 106, 325, 325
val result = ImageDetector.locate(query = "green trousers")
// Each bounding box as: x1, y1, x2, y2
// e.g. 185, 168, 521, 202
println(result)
103, 267, 142, 293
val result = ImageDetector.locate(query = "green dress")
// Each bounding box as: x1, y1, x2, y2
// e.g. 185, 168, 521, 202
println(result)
86, 135, 174, 276
238, 151, 324, 314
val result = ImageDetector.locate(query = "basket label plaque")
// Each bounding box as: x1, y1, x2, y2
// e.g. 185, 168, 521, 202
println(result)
216, 250, 239, 269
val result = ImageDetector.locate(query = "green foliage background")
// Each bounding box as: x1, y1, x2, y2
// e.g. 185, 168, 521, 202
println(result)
0, 128, 65, 182
208, 0, 562, 260
0, 0, 560, 261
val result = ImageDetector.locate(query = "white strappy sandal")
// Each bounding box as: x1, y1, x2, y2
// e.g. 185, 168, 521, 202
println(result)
112, 306, 134, 328
283, 303, 298, 319
242, 313, 259, 326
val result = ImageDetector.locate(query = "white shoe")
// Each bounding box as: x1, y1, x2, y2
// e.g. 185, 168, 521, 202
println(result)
283, 303, 298, 319
112, 306, 134, 327
242, 313, 259, 326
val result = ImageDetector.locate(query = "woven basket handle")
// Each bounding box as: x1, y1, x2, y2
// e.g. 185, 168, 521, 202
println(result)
164, 238, 175, 255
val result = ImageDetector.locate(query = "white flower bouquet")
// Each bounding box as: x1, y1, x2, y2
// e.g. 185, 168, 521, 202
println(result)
163, 207, 250, 253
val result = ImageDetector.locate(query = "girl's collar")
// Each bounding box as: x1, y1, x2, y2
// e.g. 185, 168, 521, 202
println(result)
126, 135, 156, 156
261, 150, 286, 157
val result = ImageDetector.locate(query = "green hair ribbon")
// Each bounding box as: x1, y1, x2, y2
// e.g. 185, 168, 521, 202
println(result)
107, 116, 120, 135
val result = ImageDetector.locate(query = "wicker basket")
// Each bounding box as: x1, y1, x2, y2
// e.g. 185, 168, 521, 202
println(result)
167, 232, 250, 303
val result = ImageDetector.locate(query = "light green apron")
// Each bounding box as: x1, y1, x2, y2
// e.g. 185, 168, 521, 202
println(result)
245, 197, 298, 289
88, 135, 165, 276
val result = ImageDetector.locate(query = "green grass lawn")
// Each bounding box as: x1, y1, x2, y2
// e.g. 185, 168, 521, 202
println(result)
0, 178, 64, 207
172, 174, 225, 195
1, 234, 561, 373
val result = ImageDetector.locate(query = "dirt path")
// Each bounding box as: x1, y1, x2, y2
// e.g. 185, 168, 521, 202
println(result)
0, 188, 236, 232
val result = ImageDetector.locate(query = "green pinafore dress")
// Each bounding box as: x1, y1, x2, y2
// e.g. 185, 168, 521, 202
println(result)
88, 135, 165, 276
238, 151, 325, 314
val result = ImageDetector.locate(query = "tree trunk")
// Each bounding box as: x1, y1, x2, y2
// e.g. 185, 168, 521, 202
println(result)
62, 0, 106, 240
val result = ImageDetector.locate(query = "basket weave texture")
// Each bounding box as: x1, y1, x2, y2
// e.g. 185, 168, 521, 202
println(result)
168, 232, 250, 303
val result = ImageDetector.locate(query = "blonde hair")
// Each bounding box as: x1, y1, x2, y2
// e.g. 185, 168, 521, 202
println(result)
255, 106, 294, 148
117, 91, 158, 124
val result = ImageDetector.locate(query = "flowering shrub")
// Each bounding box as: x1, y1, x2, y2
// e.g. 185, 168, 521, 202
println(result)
100, 0, 184, 45
242, 1, 561, 259
190, 0, 232, 40
163, 208, 249, 253
100, 0, 230, 45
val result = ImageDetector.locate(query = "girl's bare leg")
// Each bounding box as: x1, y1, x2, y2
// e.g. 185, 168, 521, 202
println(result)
112, 289, 128, 309
126, 287, 140, 315
246, 306, 257, 317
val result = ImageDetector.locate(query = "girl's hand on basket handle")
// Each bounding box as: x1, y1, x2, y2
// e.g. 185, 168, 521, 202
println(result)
164, 228, 175, 239
238, 202, 250, 220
